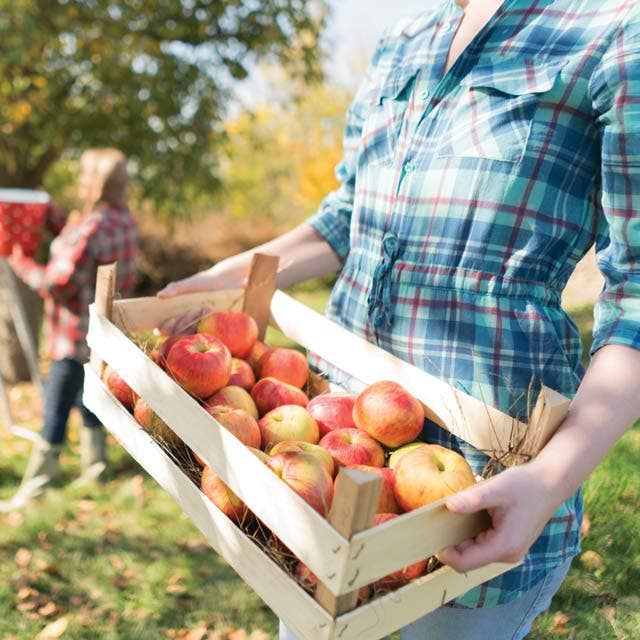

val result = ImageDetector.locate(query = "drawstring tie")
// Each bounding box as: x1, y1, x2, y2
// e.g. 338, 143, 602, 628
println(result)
367, 233, 399, 330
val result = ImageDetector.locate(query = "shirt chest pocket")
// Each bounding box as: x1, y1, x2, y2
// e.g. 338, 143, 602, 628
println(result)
436, 59, 567, 163
360, 68, 419, 167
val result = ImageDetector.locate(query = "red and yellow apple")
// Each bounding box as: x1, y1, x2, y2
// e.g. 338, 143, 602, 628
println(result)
228, 358, 256, 391
258, 404, 319, 451
387, 442, 428, 470
133, 397, 181, 446
204, 385, 259, 419
197, 310, 258, 358
347, 464, 400, 514
200, 465, 248, 524
372, 513, 428, 589
269, 440, 335, 478
205, 405, 261, 449
166, 333, 232, 399
256, 347, 309, 388
319, 427, 385, 468
149, 333, 187, 370
266, 451, 334, 516
103, 365, 138, 411
393, 444, 476, 511
246, 339, 269, 373
251, 376, 309, 416
353, 381, 424, 448
306, 392, 357, 437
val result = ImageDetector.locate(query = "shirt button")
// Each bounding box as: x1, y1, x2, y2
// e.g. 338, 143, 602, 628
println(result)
404, 162, 415, 173
419, 89, 430, 101
441, 23, 452, 33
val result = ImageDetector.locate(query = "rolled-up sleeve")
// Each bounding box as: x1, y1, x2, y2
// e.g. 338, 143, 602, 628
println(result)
308, 33, 391, 262
589, 7, 640, 354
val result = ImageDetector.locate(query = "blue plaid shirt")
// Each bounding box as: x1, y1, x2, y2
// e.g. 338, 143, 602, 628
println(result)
308, 0, 640, 607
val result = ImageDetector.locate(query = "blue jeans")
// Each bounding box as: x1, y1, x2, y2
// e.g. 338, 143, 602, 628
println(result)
40, 358, 101, 445
279, 558, 572, 640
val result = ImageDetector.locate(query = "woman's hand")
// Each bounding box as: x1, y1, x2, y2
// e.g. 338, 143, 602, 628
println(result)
437, 464, 559, 572
9, 243, 24, 262
157, 257, 248, 298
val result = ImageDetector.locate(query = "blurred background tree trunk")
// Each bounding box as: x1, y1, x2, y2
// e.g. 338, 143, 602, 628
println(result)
0, 265, 43, 384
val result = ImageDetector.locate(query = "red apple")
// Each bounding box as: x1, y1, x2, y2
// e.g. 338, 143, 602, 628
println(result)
204, 385, 259, 419
200, 465, 248, 524
306, 392, 357, 437
353, 381, 424, 448
319, 428, 385, 468
251, 376, 309, 416
133, 397, 181, 446
205, 405, 261, 449
266, 451, 334, 516
246, 339, 269, 373
387, 442, 428, 470
197, 310, 259, 358
228, 358, 256, 391
347, 464, 400, 514
166, 333, 232, 399
258, 405, 319, 451
256, 347, 309, 388
150, 333, 187, 369
103, 365, 138, 411
394, 444, 476, 511
372, 513, 428, 589
269, 440, 335, 478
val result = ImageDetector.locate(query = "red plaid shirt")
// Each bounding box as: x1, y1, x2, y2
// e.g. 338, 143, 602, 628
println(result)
9, 203, 138, 362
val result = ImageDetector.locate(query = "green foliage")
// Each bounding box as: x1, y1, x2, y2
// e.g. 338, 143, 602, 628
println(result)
0, 0, 329, 216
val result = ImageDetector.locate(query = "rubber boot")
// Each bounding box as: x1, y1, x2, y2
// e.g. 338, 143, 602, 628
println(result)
77, 426, 107, 483
0, 436, 62, 512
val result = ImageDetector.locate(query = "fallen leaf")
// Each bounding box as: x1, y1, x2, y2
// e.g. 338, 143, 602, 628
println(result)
15, 547, 32, 569
227, 630, 248, 640
580, 514, 591, 537
580, 550, 604, 571
38, 602, 60, 618
34, 616, 68, 640
16, 587, 39, 601
166, 583, 188, 596
108, 555, 125, 571
602, 605, 616, 626
6, 511, 24, 527
249, 631, 269, 640
552, 611, 571, 634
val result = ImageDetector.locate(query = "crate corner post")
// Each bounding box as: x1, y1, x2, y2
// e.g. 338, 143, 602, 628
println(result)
89, 262, 117, 378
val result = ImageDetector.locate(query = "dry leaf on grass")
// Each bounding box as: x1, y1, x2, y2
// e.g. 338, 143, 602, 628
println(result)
34, 616, 68, 640
580, 550, 604, 571
552, 611, 571, 634
15, 547, 32, 569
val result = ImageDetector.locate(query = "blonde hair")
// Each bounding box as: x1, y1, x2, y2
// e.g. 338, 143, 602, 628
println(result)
80, 148, 129, 211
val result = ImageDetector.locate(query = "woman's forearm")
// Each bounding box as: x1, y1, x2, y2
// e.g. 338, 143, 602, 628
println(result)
529, 343, 640, 501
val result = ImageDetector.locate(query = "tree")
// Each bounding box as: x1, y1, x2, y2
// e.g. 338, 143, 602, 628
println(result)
0, 0, 328, 211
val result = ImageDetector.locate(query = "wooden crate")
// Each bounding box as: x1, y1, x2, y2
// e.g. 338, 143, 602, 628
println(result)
83, 260, 570, 640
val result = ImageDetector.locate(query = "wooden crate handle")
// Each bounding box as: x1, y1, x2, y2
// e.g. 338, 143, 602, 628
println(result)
89, 263, 117, 377
315, 467, 382, 616
242, 253, 280, 341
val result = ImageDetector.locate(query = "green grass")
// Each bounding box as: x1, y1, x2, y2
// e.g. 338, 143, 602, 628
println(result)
1, 296, 638, 639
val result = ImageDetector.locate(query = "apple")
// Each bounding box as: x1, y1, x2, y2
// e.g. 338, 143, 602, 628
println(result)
133, 397, 181, 446
266, 450, 334, 516
103, 365, 138, 411
258, 404, 319, 451
372, 513, 428, 589
149, 333, 188, 369
246, 339, 269, 373
200, 465, 249, 524
205, 405, 261, 449
250, 376, 309, 416
353, 381, 424, 448
256, 347, 309, 388
197, 310, 259, 358
204, 385, 259, 419
387, 442, 428, 470
228, 358, 256, 391
319, 427, 385, 468
347, 464, 400, 514
269, 440, 335, 478
166, 333, 232, 399
394, 444, 476, 511
306, 392, 357, 437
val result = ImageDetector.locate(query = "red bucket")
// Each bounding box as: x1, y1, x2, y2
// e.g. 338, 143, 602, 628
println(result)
0, 189, 50, 258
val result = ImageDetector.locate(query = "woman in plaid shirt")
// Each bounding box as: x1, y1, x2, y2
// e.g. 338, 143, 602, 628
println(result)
160, 1, 640, 637
1, 148, 138, 511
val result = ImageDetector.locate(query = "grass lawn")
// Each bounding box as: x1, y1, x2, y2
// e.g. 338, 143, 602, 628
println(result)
1, 290, 638, 639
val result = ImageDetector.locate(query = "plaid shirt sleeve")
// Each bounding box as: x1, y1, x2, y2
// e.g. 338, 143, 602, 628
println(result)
308, 26, 403, 262
9, 214, 100, 302
590, 7, 640, 354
